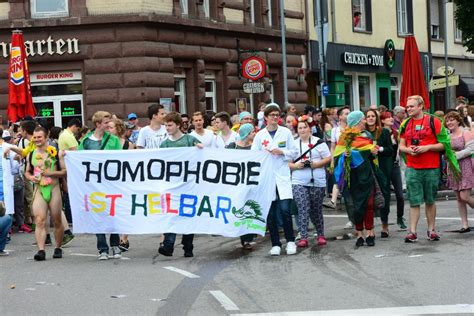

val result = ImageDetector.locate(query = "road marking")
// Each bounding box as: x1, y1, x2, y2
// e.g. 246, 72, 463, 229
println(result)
323, 215, 349, 218
232, 304, 474, 315
210, 290, 240, 311
163, 266, 200, 279
70, 253, 98, 257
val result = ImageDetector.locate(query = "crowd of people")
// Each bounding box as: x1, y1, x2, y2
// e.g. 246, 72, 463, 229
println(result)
0, 95, 473, 260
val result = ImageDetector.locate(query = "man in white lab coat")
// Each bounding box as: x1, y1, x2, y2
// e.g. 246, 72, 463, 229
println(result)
251, 103, 298, 256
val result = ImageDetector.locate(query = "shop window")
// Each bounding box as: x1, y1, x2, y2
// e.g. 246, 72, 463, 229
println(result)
352, 0, 372, 32
397, 0, 413, 36
430, 0, 444, 40
180, 0, 189, 15
358, 76, 371, 111
31, 0, 68, 18
174, 78, 187, 114
205, 79, 217, 112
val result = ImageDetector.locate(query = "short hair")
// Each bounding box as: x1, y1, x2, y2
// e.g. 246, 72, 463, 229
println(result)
181, 113, 189, 119
230, 114, 240, 125
215, 111, 231, 126
444, 111, 465, 127
112, 118, 126, 138
337, 106, 350, 117
264, 105, 280, 117
407, 95, 425, 106
67, 118, 82, 128
147, 103, 164, 120
49, 126, 62, 140
20, 120, 37, 135
164, 112, 182, 127
392, 106, 405, 115
192, 111, 203, 121
92, 111, 111, 125
33, 126, 48, 136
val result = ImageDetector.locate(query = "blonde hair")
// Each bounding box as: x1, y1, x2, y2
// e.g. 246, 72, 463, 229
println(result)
407, 95, 425, 106
111, 118, 126, 138
92, 111, 112, 125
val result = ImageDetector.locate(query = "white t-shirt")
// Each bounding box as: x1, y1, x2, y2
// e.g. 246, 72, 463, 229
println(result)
257, 111, 265, 129
291, 136, 331, 187
190, 129, 224, 148
136, 125, 168, 149
330, 126, 343, 145
219, 130, 239, 147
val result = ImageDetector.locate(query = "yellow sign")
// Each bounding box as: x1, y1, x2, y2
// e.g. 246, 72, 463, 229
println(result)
429, 75, 459, 91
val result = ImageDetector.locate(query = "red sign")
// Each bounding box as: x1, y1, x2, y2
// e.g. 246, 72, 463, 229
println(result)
7, 31, 35, 122
242, 56, 266, 81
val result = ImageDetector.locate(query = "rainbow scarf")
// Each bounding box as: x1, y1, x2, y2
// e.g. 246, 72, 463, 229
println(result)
333, 129, 376, 189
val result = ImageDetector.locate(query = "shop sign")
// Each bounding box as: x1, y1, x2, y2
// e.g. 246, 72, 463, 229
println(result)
342, 52, 384, 67
62, 107, 78, 116
242, 56, 266, 81
31, 71, 82, 83
0, 36, 80, 58
39, 106, 54, 117
243, 82, 265, 94
429, 75, 459, 91
436, 66, 455, 76
384, 39, 396, 70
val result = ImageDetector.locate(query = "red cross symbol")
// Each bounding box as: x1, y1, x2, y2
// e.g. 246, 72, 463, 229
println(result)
262, 139, 269, 147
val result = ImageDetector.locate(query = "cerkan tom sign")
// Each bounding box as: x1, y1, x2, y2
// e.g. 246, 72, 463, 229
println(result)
242, 56, 266, 81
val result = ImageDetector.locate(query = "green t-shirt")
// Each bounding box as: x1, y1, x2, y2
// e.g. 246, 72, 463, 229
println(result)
160, 134, 200, 148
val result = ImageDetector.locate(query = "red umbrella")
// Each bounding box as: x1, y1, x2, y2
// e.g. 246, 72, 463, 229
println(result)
399, 36, 430, 109
7, 30, 35, 122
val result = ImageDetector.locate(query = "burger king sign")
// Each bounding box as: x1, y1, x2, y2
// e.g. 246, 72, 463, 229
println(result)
242, 56, 266, 81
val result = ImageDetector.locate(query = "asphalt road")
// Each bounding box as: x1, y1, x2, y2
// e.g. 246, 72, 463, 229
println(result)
1, 199, 473, 316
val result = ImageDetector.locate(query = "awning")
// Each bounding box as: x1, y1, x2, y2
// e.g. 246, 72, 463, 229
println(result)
457, 77, 474, 99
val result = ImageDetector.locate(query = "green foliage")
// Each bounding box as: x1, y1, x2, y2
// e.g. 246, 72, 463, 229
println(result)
453, 0, 474, 53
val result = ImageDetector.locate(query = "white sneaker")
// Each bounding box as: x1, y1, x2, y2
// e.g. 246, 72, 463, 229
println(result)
269, 246, 281, 256
98, 252, 109, 260
286, 242, 297, 255
111, 246, 122, 259
344, 221, 354, 229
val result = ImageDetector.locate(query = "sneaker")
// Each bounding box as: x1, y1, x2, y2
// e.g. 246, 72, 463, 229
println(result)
18, 224, 33, 233
119, 240, 129, 252
317, 236, 327, 246
52, 248, 63, 259
242, 242, 253, 250
0, 250, 9, 256
295, 232, 302, 241
355, 237, 364, 247
61, 234, 75, 247
323, 200, 336, 209
344, 221, 354, 229
366, 235, 375, 247
98, 252, 109, 260
427, 230, 440, 241
286, 242, 297, 255
296, 239, 309, 248
269, 246, 281, 256
184, 250, 194, 258
404, 232, 418, 243
397, 217, 408, 230
34, 250, 46, 261
111, 246, 122, 259
158, 245, 173, 257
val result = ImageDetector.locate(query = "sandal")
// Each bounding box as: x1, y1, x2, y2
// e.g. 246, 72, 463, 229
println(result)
459, 227, 471, 233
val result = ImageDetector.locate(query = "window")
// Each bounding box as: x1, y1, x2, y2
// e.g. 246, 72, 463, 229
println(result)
352, 0, 372, 32
454, 4, 462, 43
250, 0, 255, 24
267, 0, 272, 27
203, 0, 210, 18
31, 0, 68, 18
205, 79, 216, 112
344, 75, 354, 109
358, 76, 371, 111
397, 0, 413, 36
430, 0, 443, 40
390, 76, 400, 110
180, 0, 188, 15
174, 78, 187, 114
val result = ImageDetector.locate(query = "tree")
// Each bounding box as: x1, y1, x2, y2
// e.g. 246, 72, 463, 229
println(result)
453, 0, 474, 53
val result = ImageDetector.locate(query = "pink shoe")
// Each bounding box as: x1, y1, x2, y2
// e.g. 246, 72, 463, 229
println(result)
296, 239, 309, 248
317, 236, 327, 246
18, 224, 33, 233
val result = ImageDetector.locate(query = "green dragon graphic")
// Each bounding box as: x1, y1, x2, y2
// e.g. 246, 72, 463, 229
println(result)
232, 200, 265, 223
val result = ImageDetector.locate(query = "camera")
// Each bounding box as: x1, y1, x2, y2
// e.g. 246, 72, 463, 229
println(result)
303, 160, 312, 168
411, 139, 420, 146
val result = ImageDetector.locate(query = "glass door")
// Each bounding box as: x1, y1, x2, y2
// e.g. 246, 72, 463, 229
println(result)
33, 95, 83, 129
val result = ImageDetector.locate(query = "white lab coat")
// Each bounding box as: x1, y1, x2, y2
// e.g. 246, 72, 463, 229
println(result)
1, 143, 15, 215
251, 126, 298, 200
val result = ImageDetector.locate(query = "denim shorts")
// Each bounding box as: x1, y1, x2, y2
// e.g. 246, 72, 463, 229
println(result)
406, 168, 439, 207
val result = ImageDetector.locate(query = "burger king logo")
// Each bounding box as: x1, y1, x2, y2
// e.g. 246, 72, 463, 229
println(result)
10, 47, 25, 85
242, 56, 266, 81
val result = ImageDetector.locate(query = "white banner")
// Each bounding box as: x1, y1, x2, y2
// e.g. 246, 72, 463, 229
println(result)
65, 148, 277, 237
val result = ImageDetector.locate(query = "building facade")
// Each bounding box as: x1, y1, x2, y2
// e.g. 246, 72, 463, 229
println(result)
0, 0, 308, 127
308, 0, 431, 111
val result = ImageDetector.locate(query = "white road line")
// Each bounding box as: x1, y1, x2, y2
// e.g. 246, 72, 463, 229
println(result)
163, 266, 200, 279
70, 253, 98, 257
323, 214, 349, 218
232, 304, 474, 315
209, 290, 240, 311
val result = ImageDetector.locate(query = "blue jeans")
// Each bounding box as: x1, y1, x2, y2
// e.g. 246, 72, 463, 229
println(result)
0, 215, 13, 251
267, 199, 295, 247
162, 233, 194, 254
96, 234, 120, 254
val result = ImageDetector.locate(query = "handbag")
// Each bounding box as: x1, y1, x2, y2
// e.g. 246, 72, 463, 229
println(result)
370, 166, 385, 209
9, 156, 24, 192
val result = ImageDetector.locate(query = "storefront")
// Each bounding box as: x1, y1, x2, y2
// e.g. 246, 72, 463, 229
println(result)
309, 40, 430, 111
